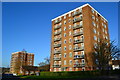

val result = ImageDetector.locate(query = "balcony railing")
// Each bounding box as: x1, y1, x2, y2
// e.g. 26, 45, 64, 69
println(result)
73, 31, 83, 37
54, 31, 61, 36
73, 24, 83, 30
74, 46, 84, 52
54, 50, 61, 54
74, 39, 83, 44
53, 57, 61, 61
53, 65, 61, 68
54, 25, 62, 30
73, 63, 85, 67
54, 43, 61, 48
54, 37, 61, 42
73, 17, 82, 23
54, 19, 62, 24
72, 11, 82, 17
74, 55, 84, 59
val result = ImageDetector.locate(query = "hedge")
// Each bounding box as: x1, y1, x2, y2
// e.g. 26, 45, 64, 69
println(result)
40, 69, 120, 77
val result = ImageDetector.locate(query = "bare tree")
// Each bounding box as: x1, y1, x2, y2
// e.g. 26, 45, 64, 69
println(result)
38, 57, 50, 67
92, 40, 120, 70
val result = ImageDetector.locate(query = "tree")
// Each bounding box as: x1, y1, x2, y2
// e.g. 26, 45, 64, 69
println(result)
92, 40, 120, 70
38, 57, 50, 67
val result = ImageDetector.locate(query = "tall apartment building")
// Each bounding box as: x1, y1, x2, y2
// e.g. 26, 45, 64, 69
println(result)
10, 50, 34, 74
50, 4, 110, 72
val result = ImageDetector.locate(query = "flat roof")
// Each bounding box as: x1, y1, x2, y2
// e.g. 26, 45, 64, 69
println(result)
51, 3, 108, 22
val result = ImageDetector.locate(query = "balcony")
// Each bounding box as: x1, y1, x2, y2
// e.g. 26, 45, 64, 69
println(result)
53, 57, 61, 61
73, 31, 83, 37
54, 25, 62, 30
74, 39, 83, 44
73, 63, 85, 67
72, 11, 82, 17
54, 43, 61, 48
54, 50, 61, 54
73, 17, 82, 23
54, 37, 61, 42
73, 24, 83, 30
74, 46, 84, 52
54, 31, 61, 36
53, 65, 61, 68
74, 55, 84, 59
54, 19, 61, 25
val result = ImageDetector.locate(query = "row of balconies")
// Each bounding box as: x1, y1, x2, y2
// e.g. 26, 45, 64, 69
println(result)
54, 43, 61, 48
74, 46, 84, 52
54, 31, 62, 36
53, 46, 84, 54
54, 50, 61, 54
74, 39, 83, 44
73, 31, 83, 37
54, 37, 61, 42
54, 24, 62, 30
54, 19, 62, 25
74, 55, 84, 59
53, 57, 61, 61
53, 64, 61, 68
73, 24, 83, 30
53, 63, 85, 68
72, 11, 82, 17
73, 17, 82, 23
73, 63, 85, 67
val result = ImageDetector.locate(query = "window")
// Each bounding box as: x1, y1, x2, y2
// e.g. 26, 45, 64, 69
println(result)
59, 68, 61, 71
69, 38, 72, 43
64, 39, 66, 44
64, 27, 66, 31
96, 18, 98, 22
69, 31, 72, 36
59, 61, 61, 65
69, 13, 71, 17
64, 46, 66, 51
94, 43, 97, 48
69, 60, 72, 65
98, 37, 100, 42
69, 52, 72, 57
102, 28, 104, 32
92, 15, 95, 20
92, 21, 96, 27
69, 45, 72, 50
97, 24, 99, 28
64, 53, 66, 58
98, 32, 99, 35
80, 21, 83, 26
64, 33, 66, 37
64, 15, 66, 19
104, 24, 106, 28
59, 17, 62, 21
93, 28, 96, 34
94, 36, 97, 41
54, 61, 57, 65
64, 60, 66, 65
68, 19, 71, 23
91, 9, 94, 13
82, 59, 85, 63
81, 43, 84, 47
69, 25, 71, 29
106, 36, 108, 40
81, 51, 84, 55
54, 68, 56, 72
102, 23, 104, 26
82, 67, 85, 71
105, 30, 107, 34
69, 68, 72, 71
64, 21, 66, 25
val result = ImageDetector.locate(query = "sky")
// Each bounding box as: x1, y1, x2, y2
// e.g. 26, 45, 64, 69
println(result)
2, 2, 118, 67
